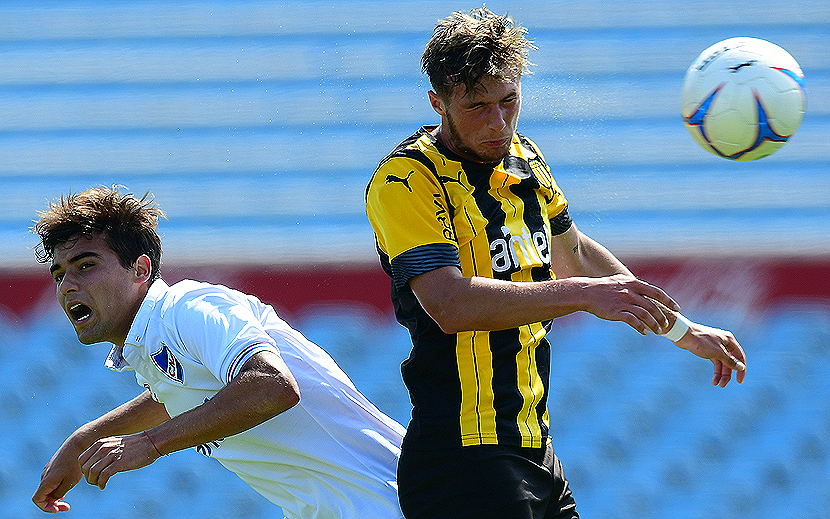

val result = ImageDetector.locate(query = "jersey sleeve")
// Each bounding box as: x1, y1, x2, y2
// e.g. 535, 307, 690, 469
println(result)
549, 205, 572, 236
546, 177, 570, 236
174, 291, 281, 384
367, 155, 461, 288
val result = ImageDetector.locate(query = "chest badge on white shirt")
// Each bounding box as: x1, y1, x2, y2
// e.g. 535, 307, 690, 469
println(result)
151, 342, 184, 384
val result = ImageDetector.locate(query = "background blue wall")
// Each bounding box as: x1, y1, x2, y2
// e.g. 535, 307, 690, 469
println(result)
1, 1, 829, 518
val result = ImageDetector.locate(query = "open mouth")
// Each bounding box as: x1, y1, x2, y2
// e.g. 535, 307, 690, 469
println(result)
68, 303, 92, 323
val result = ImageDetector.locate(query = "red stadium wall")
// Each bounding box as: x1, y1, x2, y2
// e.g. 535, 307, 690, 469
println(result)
3, 258, 830, 322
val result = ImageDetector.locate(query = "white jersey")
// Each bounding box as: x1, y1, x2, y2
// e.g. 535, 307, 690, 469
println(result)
105, 279, 405, 519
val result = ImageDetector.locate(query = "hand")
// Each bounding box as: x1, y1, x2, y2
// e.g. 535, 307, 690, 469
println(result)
32, 438, 86, 513
581, 274, 680, 335
79, 433, 161, 490
674, 321, 747, 387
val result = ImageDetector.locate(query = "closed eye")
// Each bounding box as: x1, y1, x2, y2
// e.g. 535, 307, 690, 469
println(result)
501, 94, 518, 106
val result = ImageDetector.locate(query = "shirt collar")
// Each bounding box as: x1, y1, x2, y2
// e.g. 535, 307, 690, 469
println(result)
104, 278, 170, 372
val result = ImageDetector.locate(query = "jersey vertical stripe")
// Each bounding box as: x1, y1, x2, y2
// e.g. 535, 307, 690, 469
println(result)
516, 323, 548, 448
457, 330, 498, 446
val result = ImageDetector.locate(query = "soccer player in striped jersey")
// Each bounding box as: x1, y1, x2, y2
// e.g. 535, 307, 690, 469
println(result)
366, 8, 746, 519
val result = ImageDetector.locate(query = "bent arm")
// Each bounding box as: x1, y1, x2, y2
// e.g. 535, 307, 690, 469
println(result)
145, 349, 300, 455
410, 222, 679, 335
33, 390, 169, 513
409, 266, 678, 336
79, 350, 300, 489
549, 222, 632, 279
74, 390, 171, 444
410, 222, 746, 386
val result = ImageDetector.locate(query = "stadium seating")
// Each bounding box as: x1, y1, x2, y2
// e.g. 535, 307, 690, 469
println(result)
4, 302, 830, 518
1, 1, 829, 518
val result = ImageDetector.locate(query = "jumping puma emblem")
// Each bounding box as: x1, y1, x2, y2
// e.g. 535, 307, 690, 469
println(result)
386, 171, 414, 192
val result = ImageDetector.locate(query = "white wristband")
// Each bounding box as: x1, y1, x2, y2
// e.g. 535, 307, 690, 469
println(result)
660, 313, 692, 342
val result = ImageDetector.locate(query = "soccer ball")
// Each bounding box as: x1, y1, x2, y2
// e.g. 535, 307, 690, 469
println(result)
681, 37, 806, 160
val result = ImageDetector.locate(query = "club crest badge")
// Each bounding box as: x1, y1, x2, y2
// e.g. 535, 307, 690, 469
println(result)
527, 157, 553, 189
151, 342, 184, 384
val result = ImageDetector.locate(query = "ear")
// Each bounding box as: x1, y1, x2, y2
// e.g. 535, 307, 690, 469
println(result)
428, 90, 446, 117
133, 254, 153, 285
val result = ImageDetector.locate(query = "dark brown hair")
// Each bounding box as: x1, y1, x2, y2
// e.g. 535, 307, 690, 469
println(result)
421, 7, 536, 100
32, 185, 165, 281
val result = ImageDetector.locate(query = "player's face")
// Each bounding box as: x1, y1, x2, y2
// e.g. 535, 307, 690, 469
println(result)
430, 74, 521, 164
50, 233, 148, 347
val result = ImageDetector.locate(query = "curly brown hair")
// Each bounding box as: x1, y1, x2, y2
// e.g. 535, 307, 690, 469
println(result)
421, 7, 536, 100
32, 186, 165, 281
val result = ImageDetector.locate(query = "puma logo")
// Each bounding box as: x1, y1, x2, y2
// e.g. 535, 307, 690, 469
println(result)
437, 173, 463, 185
437, 172, 469, 191
386, 171, 414, 192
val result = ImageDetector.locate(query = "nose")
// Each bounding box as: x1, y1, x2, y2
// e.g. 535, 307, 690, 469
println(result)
487, 105, 508, 131
58, 272, 77, 297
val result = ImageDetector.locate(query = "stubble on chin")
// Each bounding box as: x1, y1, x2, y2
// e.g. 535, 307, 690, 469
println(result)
444, 119, 511, 164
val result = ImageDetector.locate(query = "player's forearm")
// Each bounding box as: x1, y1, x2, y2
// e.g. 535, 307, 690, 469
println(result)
413, 269, 597, 333
649, 299, 685, 339
554, 228, 632, 279
412, 265, 677, 335
145, 351, 300, 455
69, 390, 169, 449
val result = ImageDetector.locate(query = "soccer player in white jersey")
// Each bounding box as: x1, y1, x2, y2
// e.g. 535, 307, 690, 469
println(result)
31, 186, 405, 519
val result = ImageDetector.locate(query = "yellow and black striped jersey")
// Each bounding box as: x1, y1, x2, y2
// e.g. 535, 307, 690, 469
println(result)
366, 126, 571, 450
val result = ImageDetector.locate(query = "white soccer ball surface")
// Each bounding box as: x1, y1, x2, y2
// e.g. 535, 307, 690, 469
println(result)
681, 37, 806, 161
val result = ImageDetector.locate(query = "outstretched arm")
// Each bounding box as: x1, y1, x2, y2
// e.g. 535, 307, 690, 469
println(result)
656, 305, 747, 387
33, 390, 169, 513
409, 222, 681, 336
409, 222, 746, 386
78, 350, 300, 490
553, 223, 747, 386
409, 266, 679, 335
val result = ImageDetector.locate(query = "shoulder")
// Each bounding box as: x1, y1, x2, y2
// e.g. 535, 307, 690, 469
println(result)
515, 132, 542, 153
367, 129, 452, 212
512, 132, 548, 168
162, 279, 218, 307
509, 132, 557, 191
376, 126, 438, 168
369, 127, 453, 189
160, 280, 257, 320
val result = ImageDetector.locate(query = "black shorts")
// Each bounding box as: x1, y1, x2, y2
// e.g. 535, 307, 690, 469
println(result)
397, 442, 579, 519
